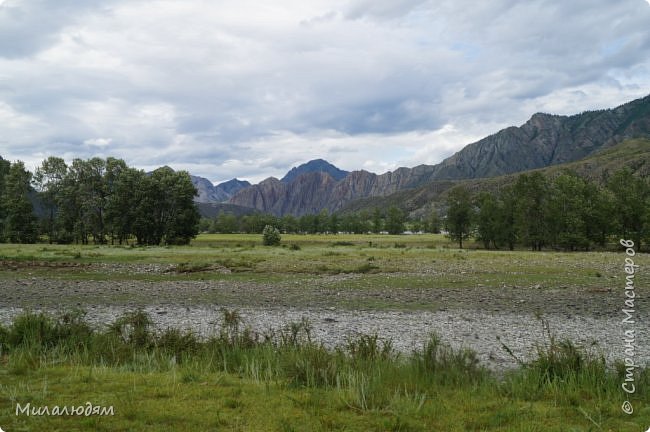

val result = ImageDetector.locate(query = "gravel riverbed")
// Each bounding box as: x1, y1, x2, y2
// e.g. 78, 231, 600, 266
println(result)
1, 274, 647, 370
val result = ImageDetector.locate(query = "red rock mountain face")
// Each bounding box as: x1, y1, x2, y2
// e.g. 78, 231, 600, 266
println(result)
228, 94, 650, 216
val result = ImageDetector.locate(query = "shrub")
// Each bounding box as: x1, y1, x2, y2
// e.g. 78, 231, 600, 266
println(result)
157, 328, 200, 360
107, 309, 153, 347
262, 225, 281, 246
412, 333, 484, 385
5, 312, 58, 349
346, 333, 395, 362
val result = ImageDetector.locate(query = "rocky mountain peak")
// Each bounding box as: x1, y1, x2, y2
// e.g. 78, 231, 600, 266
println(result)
281, 159, 349, 183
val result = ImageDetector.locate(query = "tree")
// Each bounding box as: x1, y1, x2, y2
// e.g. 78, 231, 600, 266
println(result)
475, 192, 500, 249
2, 161, 37, 243
582, 182, 614, 248
513, 173, 550, 251
105, 166, 145, 244
0, 156, 11, 235
57, 158, 107, 244
423, 209, 441, 234
34, 157, 68, 243
357, 210, 371, 234
262, 224, 281, 246
495, 186, 517, 250
299, 214, 318, 234
130, 167, 200, 245
340, 212, 367, 234
371, 208, 383, 233
78, 157, 109, 244
315, 209, 329, 233
55, 161, 85, 244
547, 173, 589, 251
103, 157, 129, 244
281, 215, 299, 233
385, 206, 405, 235
607, 168, 649, 251
410, 219, 423, 233
445, 186, 474, 249
153, 167, 200, 245
328, 213, 340, 234
213, 212, 239, 234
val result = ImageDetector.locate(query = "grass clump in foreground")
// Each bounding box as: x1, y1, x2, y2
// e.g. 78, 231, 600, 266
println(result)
0, 310, 648, 431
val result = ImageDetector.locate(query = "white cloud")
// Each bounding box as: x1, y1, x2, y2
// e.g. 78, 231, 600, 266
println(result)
83, 137, 112, 148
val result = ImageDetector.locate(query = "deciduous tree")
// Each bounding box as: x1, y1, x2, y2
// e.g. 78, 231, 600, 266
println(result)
2, 161, 37, 243
445, 186, 474, 249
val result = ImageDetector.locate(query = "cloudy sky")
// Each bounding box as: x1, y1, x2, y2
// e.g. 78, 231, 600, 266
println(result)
1, 0, 649, 184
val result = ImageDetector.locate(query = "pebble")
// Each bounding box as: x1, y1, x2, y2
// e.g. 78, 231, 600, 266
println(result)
0, 305, 646, 371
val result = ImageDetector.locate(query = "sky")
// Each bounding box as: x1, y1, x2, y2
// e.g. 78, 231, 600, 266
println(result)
1, 0, 649, 184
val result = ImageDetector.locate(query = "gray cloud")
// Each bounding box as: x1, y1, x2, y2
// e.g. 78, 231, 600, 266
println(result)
0, 0, 648, 183
344, 0, 430, 20
0, 0, 114, 58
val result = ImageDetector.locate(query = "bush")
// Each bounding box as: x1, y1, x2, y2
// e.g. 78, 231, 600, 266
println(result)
262, 225, 281, 246
107, 309, 153, 347
5, 312, 58, 349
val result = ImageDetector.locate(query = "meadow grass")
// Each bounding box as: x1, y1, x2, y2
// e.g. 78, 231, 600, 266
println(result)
0, 309, 648, 431
0, 234, 640, 291
1, 235, 649, 429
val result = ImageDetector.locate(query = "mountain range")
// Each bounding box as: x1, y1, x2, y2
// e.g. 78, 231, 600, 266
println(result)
193, 94, 650, 217
191, 177, 251, 204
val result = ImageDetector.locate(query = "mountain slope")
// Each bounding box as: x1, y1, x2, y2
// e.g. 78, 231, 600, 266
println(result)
229, 94, 650, 216
191, 176, 250, 203
217, 179, 251, 196
228, 173, 340, 216
340, 137, 650, 217
281, 159, 349, 183
429, 94, 650, 179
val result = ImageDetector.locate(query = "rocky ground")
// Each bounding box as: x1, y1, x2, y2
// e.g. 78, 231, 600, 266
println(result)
1, 265, 647, 370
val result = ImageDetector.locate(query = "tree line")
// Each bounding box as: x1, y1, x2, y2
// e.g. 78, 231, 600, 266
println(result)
205, 167, 649, 252
0, 156, 200, 245
2, 154, 646, 251
201, 205, 441, 236
445, 169, 650, 251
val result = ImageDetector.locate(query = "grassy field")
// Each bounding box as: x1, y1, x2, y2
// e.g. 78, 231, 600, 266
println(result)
1, 234, 649, 430
0, 309, 648, 431
0, 233, 635, 289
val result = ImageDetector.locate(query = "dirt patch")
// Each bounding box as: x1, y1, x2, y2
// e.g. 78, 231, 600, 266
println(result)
0, 260, 89, 270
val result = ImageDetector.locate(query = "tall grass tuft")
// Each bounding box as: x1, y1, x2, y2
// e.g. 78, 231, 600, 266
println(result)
501, 318, 625, 405
411, 333, 485, 386
1, 308, 646, 414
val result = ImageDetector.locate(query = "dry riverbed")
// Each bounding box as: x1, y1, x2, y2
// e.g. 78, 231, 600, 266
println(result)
1, 270, 647, 370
